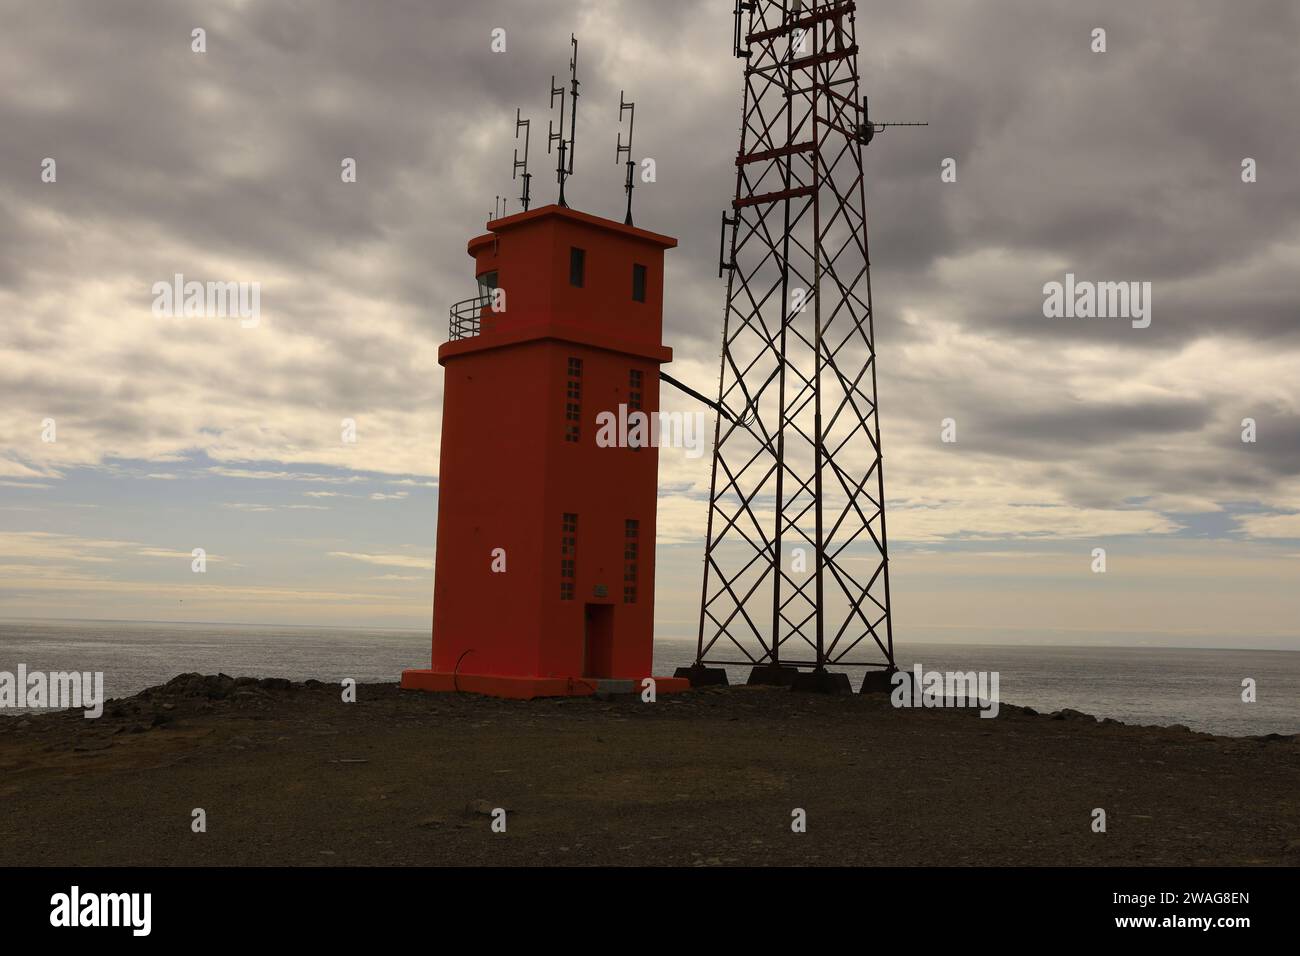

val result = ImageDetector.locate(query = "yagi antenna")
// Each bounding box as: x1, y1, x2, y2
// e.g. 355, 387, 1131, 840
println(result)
547, 74, 567, 206
615, 91, 635, 226
547, 34, 580, 207
858, 95, 928, 146
513, 109, 532, 212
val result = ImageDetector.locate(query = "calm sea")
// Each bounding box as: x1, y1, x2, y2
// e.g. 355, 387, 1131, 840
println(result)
0, 619, 1296, 737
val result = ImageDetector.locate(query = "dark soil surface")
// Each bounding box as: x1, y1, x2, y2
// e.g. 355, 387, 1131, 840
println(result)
1, 675, 1296, 866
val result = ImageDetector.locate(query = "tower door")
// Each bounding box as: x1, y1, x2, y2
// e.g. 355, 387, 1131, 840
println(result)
583, 604, 614, 678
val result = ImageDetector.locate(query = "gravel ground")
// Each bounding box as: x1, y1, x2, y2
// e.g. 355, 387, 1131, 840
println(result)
0, 674, 1296, 866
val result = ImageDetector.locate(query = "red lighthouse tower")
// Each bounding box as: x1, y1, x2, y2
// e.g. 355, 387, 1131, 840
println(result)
401, 204, 691, 699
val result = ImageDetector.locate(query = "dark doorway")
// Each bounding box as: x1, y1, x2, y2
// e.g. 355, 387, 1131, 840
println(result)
584, 604, 614, 677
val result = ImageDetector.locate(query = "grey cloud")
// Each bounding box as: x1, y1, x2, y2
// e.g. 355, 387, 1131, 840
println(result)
1, 0, 1297, 531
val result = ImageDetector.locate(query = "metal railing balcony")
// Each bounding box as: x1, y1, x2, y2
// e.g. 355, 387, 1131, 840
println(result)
448, 294, 491, 341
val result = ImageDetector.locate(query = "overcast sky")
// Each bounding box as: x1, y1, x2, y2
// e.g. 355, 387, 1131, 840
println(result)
2, 0, 1298, 651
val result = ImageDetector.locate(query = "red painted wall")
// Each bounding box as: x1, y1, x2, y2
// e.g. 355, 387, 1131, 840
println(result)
430, 205, 677, 681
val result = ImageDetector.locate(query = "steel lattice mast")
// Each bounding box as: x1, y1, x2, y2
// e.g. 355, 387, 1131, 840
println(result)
688, 0, 895, 691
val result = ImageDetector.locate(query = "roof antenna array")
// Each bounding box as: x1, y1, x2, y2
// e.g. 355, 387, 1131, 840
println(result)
858, 95, 928, 146
547, 34, 580, 207
512, 109, 532, 212
615, 91, 636, 225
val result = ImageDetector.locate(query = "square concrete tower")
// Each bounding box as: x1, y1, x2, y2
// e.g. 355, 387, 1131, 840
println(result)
401, 204, 689, 699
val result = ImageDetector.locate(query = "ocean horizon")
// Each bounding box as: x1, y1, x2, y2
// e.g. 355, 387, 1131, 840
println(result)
1, 617, 1296, 737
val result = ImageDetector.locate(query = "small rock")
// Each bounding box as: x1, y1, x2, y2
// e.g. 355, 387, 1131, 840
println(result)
1050, 708, 1096, 722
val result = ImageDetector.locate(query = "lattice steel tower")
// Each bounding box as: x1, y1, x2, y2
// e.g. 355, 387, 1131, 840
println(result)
686, 0, 906, 693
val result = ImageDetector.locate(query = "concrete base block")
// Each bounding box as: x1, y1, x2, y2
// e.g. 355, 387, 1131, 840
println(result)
746, 664, 800, 687
859, 667, 902, 695
672, 664, 729, 687
789, 669, 853, 694
401, 670, 689, 700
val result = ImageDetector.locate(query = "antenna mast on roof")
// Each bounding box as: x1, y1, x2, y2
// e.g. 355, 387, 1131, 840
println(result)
615, 91, 636, 225
513, 108, 533, 211
547, 34, 580, 207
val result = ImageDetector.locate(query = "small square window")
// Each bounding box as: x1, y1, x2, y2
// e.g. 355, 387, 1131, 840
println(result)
632, 263, 647, 302
570, 248, 586, 288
